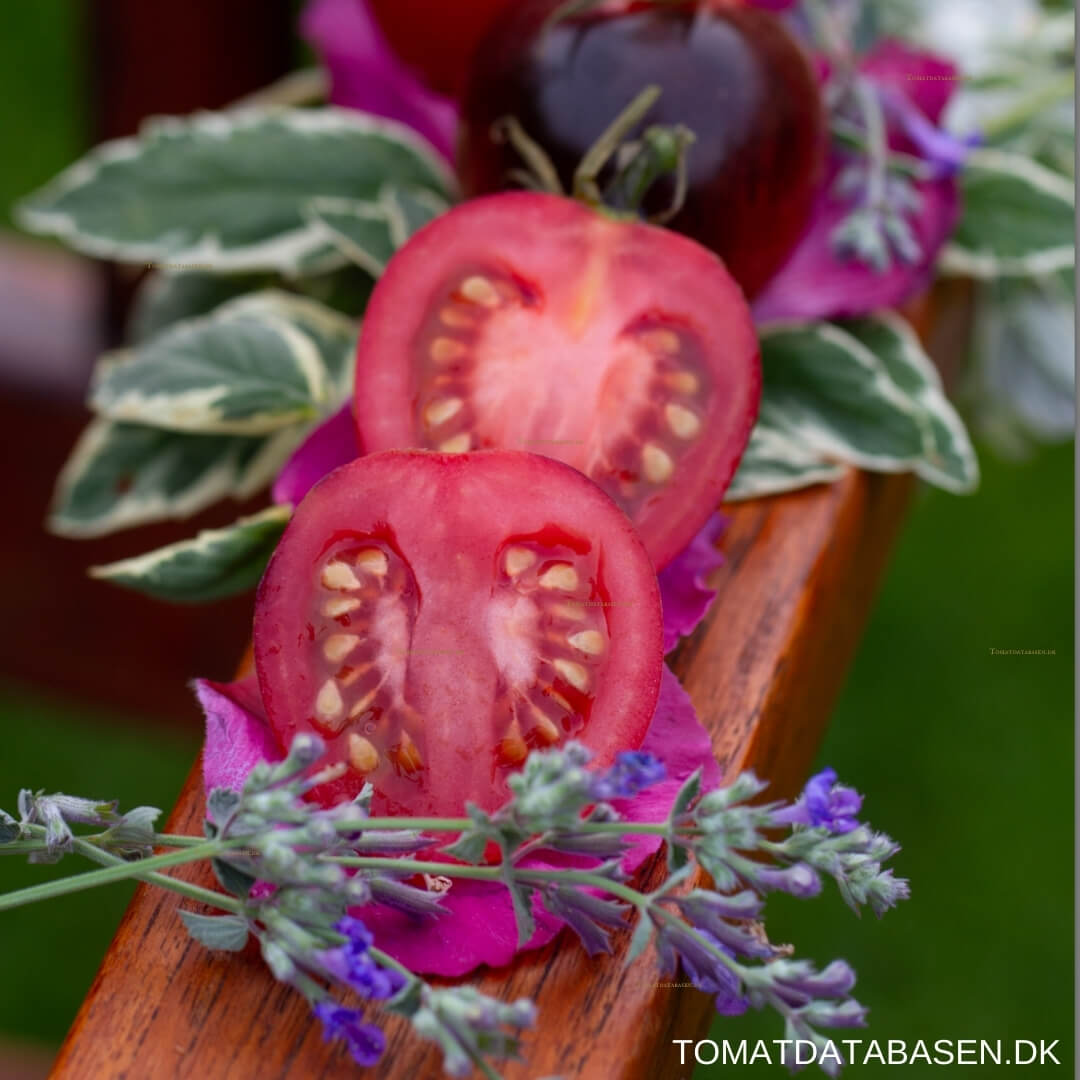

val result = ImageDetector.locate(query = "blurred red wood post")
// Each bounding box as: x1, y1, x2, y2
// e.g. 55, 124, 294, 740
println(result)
0, 0, 294, 721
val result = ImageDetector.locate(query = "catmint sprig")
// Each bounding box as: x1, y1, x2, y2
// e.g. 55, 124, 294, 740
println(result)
0, 736, 909, 1077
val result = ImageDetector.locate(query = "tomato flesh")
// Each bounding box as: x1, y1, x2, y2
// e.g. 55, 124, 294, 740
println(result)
254, 449, 663, 816
353, 193, 760, 569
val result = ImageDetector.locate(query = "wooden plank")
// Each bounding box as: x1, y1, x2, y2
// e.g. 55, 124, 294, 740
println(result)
48, 295, 959, 1079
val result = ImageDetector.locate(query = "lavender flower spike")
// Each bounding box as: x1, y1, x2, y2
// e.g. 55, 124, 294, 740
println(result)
313, 1001, 386, 1066
773, 768, 864, 834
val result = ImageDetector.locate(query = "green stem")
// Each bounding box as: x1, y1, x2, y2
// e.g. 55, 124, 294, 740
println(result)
343, 817, 471, 832
150, 833, 217, 848
0, 840, 56, 855
326, 856, 649, 909
0, 838, 228, 912
70, 838, 243, 913
573, 85, 663, 204
853, 77, 888, 210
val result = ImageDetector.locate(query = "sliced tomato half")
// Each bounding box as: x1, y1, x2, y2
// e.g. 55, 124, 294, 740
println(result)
254, 449, 663, 816
353, 192, 761, 569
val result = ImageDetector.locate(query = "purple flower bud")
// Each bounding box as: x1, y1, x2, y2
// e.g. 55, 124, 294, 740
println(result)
313, 1001, 385, 1066
673, 890, 772, 960
334, 915, 374, 952
773, 768, 864, 835
756, 863, 823, 898
801, 997, 869, 1029
543, 887, 629, 957
769, 958, 857, 1007
589, 751, 666, 801
368, 875, 447, 917
656, 921, 748, 1016
321, 946, 407, 1000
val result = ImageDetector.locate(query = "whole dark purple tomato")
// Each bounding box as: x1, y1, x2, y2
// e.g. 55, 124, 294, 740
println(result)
458, 0, 825, 299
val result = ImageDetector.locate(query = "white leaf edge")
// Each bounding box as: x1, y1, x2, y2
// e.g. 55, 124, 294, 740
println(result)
91, 309, 330, 435
89, 504, 292, 586
939, 147, 1075, 279
15, 106, 456, 276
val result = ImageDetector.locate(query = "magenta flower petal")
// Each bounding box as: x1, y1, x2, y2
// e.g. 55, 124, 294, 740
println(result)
608, 664, 722, 866
196, 676, 282, 794
753, 38, 964, 322
272, 405, 359, 508
658, 513, 727, 653
859, 39, 959, 126
752, 166, 959, 323
364, 665, 719, 976
300, 0, 458, 160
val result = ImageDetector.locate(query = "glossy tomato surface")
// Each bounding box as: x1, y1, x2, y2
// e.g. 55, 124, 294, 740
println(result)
353, 193, 760, 570
458, 0, 825, 297
368, 0, 509, 96
254, 449, 663, 816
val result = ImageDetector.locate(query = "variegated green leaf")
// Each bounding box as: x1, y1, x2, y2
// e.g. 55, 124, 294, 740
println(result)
16, 107, 455, 276
728, 425, 845, 500
128, 270, 276, 344
756, 322, 928, 467
90, 301, 331, 434
382, 185, 450, 241
49, 419, 301, 538
941, 148, 1075, 279
306, 198, 397, 277
305, 185, 449, 276
221, 290, 358, 394
90, 506, 291, 603
729, 317, 978, 501
841, 312, 979, 494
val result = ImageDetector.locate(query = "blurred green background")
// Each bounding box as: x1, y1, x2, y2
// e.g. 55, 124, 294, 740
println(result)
0, 2, 1072, 1076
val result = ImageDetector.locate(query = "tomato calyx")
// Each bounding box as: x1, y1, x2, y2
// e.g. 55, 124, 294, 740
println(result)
496, 84, 697, 226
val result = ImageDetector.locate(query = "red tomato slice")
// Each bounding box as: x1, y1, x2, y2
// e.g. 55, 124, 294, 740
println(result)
353, 192, 761, 570
254, 449, 663, 816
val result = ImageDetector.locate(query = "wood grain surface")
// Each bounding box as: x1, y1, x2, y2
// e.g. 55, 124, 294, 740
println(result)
48, 294, 960, 1080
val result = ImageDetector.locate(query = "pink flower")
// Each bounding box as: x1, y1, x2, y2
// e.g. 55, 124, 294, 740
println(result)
300, 0, 457, 160
754, 40, 968, 322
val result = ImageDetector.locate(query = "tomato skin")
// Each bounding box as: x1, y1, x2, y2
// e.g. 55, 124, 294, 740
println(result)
368, 0, 509, 97
458, 0, 825, 298
353, 192, 760, 570
254, 449, 663, 817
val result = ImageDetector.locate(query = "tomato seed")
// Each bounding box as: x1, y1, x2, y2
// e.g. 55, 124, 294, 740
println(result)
438, 433, 472, 453
321, 561, 362, 590
642, 444, 675, 484
460, 275, 500, 307
430, 337, 466, 362
567, 630, 604, 655
347, 733, 380, 774
538, 563, 578, 591
424, 397, 464, 427
665, 403, 701, 439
